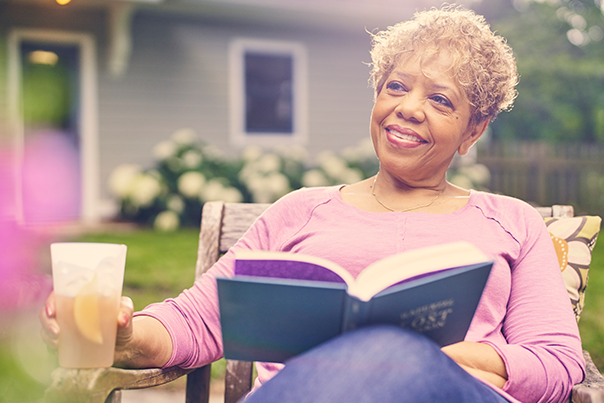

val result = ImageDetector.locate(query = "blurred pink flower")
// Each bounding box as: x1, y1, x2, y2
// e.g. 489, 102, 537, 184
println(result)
21, 132, 80, 223
0, 132, 79, 314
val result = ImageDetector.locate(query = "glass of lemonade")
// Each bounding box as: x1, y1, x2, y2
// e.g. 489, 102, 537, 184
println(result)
50, 242, 127, 368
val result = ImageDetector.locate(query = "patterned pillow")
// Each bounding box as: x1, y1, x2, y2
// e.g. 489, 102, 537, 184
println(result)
544, 215, 602, 322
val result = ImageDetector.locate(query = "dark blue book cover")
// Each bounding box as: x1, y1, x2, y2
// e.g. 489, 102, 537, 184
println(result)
218, 242, 493, 363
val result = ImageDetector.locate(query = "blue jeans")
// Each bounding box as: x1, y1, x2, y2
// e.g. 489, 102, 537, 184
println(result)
244, 325, 510, 402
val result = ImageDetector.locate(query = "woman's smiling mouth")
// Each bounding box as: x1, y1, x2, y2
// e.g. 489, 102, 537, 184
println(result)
385, 127, 427, 145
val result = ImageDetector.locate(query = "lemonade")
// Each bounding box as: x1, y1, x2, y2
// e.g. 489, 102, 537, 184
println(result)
51, 242, 127, 368
55, 291, 120, 368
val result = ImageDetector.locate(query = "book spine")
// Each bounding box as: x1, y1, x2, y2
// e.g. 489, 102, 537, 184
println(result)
342, 296, 370, 333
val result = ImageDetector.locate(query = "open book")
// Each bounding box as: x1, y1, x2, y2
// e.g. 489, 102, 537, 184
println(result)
217, 241, 493, 363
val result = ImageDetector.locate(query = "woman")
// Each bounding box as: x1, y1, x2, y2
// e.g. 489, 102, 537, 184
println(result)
41, 6, 584, 403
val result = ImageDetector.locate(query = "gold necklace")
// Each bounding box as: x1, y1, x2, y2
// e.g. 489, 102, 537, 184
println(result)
370, 174, 445, 213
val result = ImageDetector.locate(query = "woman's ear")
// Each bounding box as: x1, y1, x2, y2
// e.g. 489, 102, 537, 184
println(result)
458, 119, 489, 156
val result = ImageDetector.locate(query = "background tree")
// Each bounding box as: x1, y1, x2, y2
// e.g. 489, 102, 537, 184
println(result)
476, 0, 604, 143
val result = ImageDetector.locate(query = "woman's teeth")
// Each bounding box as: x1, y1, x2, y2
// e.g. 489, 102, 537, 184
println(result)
387, 128, 422, 142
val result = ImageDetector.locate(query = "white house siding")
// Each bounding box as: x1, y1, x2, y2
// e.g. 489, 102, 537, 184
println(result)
1, 3, 382, 216
97, 10, 376, 202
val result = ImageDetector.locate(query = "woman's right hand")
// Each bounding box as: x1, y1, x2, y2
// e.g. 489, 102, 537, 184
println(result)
40, 292, 171, 368
39, 292, 136, 362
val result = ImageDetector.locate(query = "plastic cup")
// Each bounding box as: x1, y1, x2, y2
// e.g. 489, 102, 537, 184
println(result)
50, 242, 127, 368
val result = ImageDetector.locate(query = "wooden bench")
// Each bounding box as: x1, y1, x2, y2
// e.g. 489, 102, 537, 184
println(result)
45, 201, 604, 403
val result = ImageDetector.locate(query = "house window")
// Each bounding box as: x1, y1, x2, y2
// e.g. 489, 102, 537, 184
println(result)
230, 39, 307, 146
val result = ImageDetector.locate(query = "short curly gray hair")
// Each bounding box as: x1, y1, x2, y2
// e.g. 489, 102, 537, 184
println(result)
369, 5, 518, 123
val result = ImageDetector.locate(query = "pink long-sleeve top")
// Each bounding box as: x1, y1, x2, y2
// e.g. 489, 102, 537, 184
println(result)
138, 186, 585, 403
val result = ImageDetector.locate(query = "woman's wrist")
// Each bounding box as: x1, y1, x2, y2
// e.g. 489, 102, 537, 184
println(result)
113, 316, 173, 369
441, 341, 508, 382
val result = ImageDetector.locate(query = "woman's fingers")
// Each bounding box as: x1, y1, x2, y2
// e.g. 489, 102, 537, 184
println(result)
118, 296, 134, 326
39, 291, 59, 348
116, 296, 134, 348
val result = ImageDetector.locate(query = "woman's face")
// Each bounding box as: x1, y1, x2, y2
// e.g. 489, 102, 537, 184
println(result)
370, 52, 486, 187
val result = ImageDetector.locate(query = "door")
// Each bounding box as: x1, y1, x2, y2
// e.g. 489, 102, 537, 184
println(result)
20, 42, 81, 223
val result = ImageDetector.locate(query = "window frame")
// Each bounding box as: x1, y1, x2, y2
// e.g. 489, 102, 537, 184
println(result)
229, 38, 308, 146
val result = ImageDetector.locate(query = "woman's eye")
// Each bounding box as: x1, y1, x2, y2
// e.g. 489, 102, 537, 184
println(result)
386, 81, 406, 92
432, 95, 452, 107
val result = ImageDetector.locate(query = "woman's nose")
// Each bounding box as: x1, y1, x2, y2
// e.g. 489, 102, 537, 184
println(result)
394, 93, 425, 122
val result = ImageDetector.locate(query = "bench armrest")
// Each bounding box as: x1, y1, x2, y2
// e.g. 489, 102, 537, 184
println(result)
572, 351, 604, 403
45, 366, 193, 403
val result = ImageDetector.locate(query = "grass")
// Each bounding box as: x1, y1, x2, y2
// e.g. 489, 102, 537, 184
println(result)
578, 239, 604, 370
72, 228, 200, 312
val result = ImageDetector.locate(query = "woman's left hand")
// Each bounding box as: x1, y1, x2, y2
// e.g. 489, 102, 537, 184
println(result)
441, 341, 508, 388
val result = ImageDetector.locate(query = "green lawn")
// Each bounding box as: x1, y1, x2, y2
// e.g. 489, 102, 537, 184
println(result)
73, 229, 201, 311
578, 239, 604, 370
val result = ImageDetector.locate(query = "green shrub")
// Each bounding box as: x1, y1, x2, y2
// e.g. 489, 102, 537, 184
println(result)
107, 129, 379, 230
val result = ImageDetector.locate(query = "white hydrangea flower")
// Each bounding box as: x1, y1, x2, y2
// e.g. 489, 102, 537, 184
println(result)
244, 172, 264, 193
302, 169, 331, 187
200, 179, 225, 202
171, 128, 197, 145
275, 144, 309, 162
239, 162, 256, 182
130, 174, 162, 207
154, 210, 180, 232
265, 172, 290, 196
241, 145, 263, 162
221, 186, 244, 203
338, 168, 363, 184
317, 151, 348, 179
340, 145, 362, 163
107, 164, 142, 198
153, 140, 177, 161
239, 154, 280, 183
182, 150, 203, 169
250, 189, 274, 203
341, 138, 375, 162
200, 180, 244, 203
257, 154, 281, 173
246, 172, 290, 203
358, 137, 376, 159
178, 171, 206, 198
203, 145, 225, 160
245, 174, 268, 203
166, 195, 185, 213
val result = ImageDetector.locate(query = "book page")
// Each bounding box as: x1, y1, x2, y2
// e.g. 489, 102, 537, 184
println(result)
234, 250, 355, 286
348, 242, 490, 302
